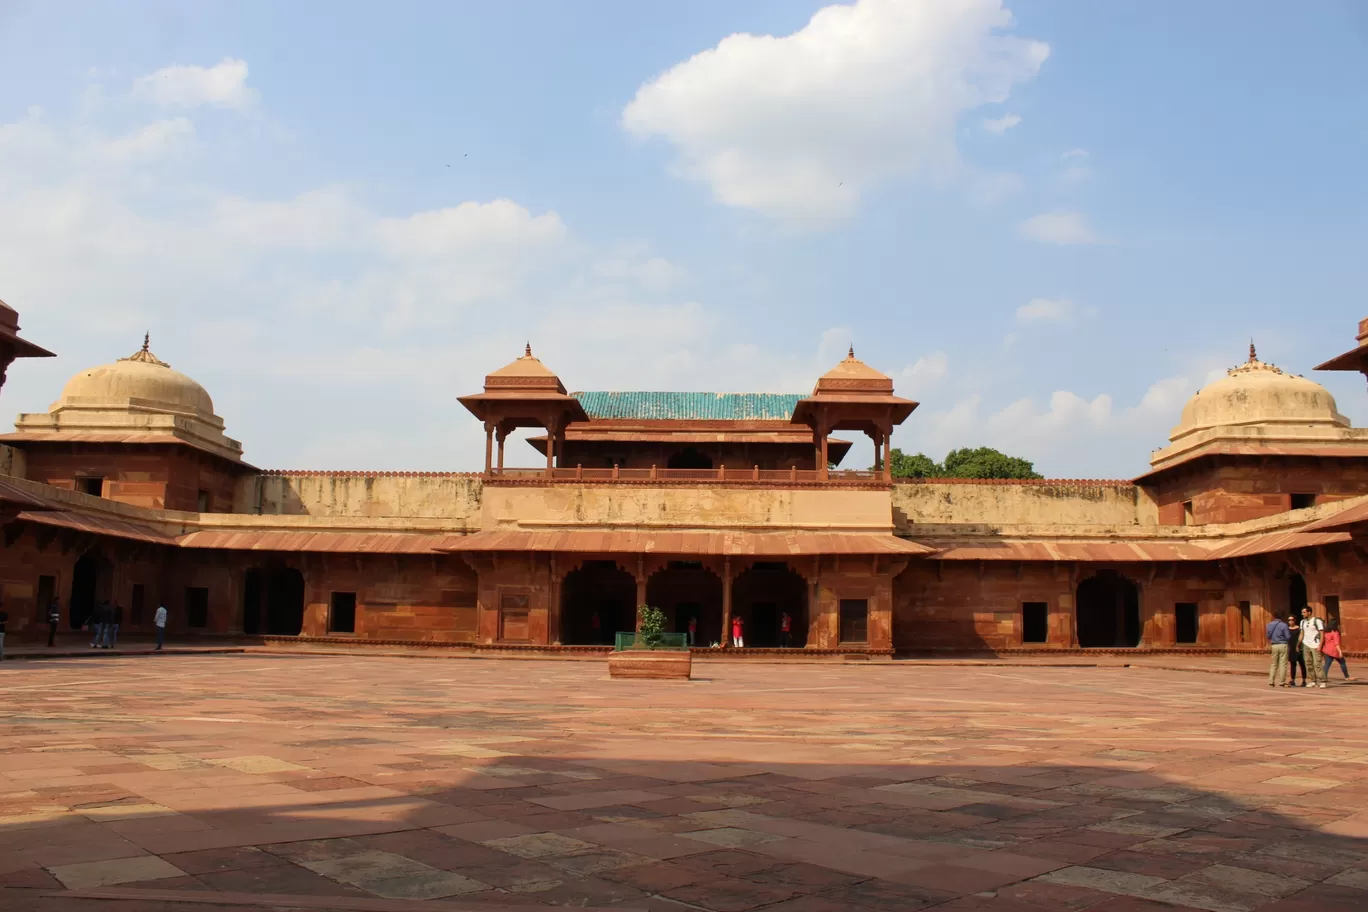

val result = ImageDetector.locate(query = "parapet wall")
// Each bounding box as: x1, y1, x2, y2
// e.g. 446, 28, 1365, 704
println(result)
235, 471, 484, 520
894, 479, 1156, 528
0, 443, 25, 479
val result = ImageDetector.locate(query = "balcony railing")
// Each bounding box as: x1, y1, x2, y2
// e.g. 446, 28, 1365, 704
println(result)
485, 466, 888, 485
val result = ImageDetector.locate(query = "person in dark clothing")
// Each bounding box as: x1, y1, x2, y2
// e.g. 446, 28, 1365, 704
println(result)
47, 599, 60, 647
105, 603, 122, 649
1285, 615, 1307, 686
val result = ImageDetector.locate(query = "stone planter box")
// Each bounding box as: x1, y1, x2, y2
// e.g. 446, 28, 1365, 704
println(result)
608, 649, 692, 680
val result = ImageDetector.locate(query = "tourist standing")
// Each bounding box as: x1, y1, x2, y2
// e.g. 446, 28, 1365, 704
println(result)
89, 601, 108, 649
1301, 607, 1327, 689
106, 602, 122, 649
1265, 614, 1290, 686
153, 603, 168, 651
1286, 615, 1306, 686
1322, 622, 1350, 682
731, 614, 744, 648
687, 615, 697, 647
47, 598, 60, 647
780, 611, 792, 648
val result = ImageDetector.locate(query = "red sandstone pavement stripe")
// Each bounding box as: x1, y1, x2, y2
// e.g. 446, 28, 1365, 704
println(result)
1, 888, 636, 910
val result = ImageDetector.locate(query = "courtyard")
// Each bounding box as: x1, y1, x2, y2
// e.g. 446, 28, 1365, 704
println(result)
0, 656, 1366, 911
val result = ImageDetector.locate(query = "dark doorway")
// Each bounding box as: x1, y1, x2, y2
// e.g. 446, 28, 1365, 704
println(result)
69, 552, 101, 629
1022, 602, 1049, 644
36, 575, 56, 624
329, 592, 357, 634
242, 569, 263, 635
648, 564, 723, 646
561, 561, 635, 645
131, 584, 146, 626
263, 567, 305, 635
1288, 573, 1308, 615
839, 599, 869, 645
1076, 572, 1141, 648
732, 563, 808, 648
667, 447, 713, 470
1175, 602, 1198, 644
186, 587, 209, 628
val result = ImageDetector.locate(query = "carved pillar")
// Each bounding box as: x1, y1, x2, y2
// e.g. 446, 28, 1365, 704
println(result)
545, 420, 557, 477
483, 421, 495, 474
496, 425, 508, 472
882, 429, 892, 482
635, 555, 647, 632
721, 556, 733, 647
549, 555, 561, 646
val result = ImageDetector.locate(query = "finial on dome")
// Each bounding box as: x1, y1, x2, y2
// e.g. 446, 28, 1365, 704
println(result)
1249, 339, 1257, 363
119, 333, 169, 368
847, 346, 855, 359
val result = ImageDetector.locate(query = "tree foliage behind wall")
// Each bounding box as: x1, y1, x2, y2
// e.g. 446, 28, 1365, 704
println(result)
887, 446, 1043, 480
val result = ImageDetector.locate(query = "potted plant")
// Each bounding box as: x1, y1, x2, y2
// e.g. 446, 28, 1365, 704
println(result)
608, 604, 692, 680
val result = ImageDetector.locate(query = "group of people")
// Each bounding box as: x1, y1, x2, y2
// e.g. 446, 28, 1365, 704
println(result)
1267, 606, 1350, 688
0, 596, 170, 660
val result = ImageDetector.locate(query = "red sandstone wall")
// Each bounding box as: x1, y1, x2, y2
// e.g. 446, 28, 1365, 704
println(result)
1146, 457, 1368, 525
19, 444, 242, 512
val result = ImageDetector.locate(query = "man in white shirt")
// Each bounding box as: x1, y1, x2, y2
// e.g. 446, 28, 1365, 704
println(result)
154, 604, 168, 651
1300, 607, 1326, 689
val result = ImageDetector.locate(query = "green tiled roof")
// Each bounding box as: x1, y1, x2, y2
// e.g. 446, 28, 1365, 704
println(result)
573, 392, 804, 421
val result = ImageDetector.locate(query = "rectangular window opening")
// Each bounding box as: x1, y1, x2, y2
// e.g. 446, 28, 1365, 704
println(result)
185, 587, 209, 629
196, 490, 210, 512
838, 599, 868, 645
1324, 595, 1341, 627
79, 476, 104, 497
329, 592, 357, 634
1022, 602, 1049, 644
131, 584, 146, 626
1290, 493, 1316, 510
1181, 501, 1194, 525
1175, 602, 1198, 644
1238, 600, 1251, 643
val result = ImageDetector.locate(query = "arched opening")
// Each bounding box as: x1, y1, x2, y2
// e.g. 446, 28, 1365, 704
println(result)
258, 567, 305, 636
561, 561, 636, 645
647, 562, 723, 647
1076, 571, 1141, 648
731, 562, 808, 648
667, 447, 713, 470
69, 552, 102, 630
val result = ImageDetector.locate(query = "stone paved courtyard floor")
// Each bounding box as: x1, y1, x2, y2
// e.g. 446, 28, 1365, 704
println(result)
1, 656, 1367, 911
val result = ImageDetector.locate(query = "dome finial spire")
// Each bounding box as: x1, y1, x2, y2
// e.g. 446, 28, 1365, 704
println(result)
847, 345, 855, 359
1249, 339, 1257, 363
142, 332, 150, 354
524, 342, 532, 358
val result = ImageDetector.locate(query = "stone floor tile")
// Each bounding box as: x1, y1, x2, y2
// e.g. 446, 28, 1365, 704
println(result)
681, 826, 787, 848
46, 855, 186, 890
482, 831, 598, 858
1039, 864, 1169, 895
159, 846, 287, 875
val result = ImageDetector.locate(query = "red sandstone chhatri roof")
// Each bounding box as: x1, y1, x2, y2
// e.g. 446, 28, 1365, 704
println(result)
1315, 317, 1368, 372
458, 344, 588, 423
792, 348, 918, 426
443, 529, 936, 556
0, 299, 55, 358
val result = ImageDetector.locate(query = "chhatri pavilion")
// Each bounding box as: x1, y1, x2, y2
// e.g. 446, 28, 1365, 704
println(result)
2, 298, 1368, 658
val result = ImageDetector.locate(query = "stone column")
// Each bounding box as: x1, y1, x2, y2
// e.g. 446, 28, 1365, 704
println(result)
483, 422, 495, 474
720, 556, 733, 648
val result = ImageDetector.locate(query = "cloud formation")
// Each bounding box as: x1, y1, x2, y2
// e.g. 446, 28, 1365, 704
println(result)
132, 58, 256, 109
982, 113, 1021, 134
622, 0, 1048, 219
1018, 211, 1099, 245
1016, 297, 1077, 324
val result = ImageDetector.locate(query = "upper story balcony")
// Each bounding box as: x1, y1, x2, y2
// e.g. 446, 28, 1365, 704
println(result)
483, 465, 889, 487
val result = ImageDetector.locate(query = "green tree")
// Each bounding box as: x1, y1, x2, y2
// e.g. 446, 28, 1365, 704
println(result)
940, 446, 1042, 479
887, 448, 940, 478
886, 446, 1043, 480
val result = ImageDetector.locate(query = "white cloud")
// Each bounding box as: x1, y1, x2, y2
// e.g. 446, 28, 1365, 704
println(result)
622, 0, 1048, 219
100, 118, 195, 161
132, 58, 256, 110
1016, 297, 1075, 324
982, 113, 1021, 134
901, 351, 949, 393
1019, 211, 1099, 245
1062, 147, 1089, 159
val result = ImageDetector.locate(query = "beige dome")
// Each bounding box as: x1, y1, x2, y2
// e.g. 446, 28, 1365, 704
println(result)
10, 336, 244, 463
1169, 346, 1348, 443
57, 344, 216, 420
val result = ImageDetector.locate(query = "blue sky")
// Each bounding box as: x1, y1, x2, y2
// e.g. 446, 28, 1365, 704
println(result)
1, 0, 1365, 476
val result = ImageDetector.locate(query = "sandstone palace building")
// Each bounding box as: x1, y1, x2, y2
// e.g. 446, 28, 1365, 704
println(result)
3, 298, 1368, 658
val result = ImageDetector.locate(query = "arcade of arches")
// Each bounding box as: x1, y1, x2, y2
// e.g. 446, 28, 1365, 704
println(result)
557, 559, 809, 648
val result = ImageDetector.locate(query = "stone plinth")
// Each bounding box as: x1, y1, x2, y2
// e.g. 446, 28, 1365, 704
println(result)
608, 649, 691, 680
